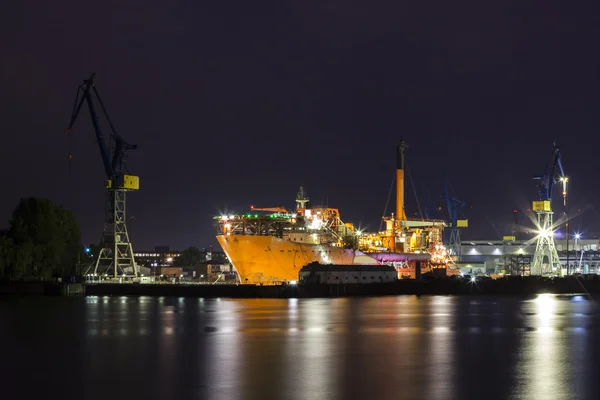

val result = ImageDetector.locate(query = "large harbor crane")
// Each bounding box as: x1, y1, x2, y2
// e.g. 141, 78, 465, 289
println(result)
531, 142, 567, 275
65, 74, 140, 277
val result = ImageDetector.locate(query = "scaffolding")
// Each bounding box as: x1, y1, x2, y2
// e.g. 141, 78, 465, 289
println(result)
92, 190, 137, 277
506, 254, 533, 276
531, 209, 561, 275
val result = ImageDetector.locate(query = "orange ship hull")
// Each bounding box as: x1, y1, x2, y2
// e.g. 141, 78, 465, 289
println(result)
216, 235, 356, 284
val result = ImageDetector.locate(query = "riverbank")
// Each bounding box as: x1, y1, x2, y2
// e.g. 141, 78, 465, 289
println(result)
2, 276, 600, 298
84, 276, 600, 298
0, 282, 85, 296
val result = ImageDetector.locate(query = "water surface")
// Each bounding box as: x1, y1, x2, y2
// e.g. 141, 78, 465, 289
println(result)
1, 294, 599, 399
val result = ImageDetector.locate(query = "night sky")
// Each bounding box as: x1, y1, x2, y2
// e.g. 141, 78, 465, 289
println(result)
2, 1, 599, 250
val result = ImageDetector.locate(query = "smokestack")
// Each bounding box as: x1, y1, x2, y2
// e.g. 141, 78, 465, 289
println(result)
396, 140, 408, 220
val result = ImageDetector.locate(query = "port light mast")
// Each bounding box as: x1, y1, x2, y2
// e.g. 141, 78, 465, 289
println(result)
65, 74, 140, 278
531, 142, 566, 276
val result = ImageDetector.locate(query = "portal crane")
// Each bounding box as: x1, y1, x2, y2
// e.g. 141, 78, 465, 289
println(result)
533, 142, 566, 204
65, 74, 140, 277
531, 141, 567, 275
443, 177, 468, 259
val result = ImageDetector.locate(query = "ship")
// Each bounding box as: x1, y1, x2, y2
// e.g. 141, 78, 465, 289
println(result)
215, 186, 371, 284
353, 141, 460, 278
216, 141, 458, 284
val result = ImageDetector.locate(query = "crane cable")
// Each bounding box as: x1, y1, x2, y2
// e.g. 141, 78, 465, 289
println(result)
64, 123, 73, 177
379, 171, 395, 232
64, 84, 82, 178
66, 132, 73, 177
379, 159, 424, 231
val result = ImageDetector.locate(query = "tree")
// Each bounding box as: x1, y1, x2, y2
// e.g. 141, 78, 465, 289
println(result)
10, 242, 34, 280
59, 209, 83, 275
0, 236, 13, 278
6, 197, 82, 279
175, 247, 204, 267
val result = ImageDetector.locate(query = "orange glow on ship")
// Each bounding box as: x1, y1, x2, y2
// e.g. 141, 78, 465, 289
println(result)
215, 142, 459, 284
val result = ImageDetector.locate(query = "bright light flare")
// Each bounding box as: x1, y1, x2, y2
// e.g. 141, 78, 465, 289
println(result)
533, 226, 555, 239
307, 215, 324, 230
534, 293, 555, 328
540, 228, 552, 238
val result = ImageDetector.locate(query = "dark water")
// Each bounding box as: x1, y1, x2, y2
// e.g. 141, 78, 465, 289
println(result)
1, 294, 600, 400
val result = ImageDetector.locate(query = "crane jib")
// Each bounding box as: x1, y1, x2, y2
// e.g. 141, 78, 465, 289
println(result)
64, 74, 139, 191
534, 143, 566, 202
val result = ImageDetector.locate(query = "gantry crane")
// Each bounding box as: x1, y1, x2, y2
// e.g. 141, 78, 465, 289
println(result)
65, 74, 140, 277
531, 141, 567, 275
443, 177, 468, 260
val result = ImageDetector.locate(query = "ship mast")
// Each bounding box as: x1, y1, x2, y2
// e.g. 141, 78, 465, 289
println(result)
388, 140, 409, 252
296, 185, 310, 210
396, 140, 408, 221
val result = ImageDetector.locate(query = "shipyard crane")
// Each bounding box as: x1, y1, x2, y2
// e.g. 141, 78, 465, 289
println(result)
443, 177, 468, 260
533, 142, 566, 205
531, 141, 567, 275
65, 74, 140, 278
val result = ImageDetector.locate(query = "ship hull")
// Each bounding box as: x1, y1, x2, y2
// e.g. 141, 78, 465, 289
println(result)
217, 235, 356, 284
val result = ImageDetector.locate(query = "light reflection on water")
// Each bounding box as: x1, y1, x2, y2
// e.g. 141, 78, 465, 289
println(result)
428, 297, 455, 400
1, 294, 599, 400
512, 294, 574, 400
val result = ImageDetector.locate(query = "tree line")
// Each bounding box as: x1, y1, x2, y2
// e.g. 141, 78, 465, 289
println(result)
0, 198, 83, 280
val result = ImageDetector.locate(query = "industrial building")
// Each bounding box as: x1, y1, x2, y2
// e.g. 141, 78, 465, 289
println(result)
458, 238, 600, 276
133, 248, 183, 268
133, 246, 227, 268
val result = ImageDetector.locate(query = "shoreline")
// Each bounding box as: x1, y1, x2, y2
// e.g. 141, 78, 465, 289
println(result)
1, 276, 600, 298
